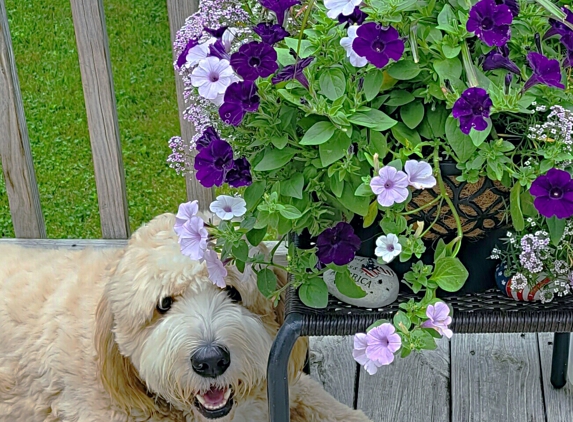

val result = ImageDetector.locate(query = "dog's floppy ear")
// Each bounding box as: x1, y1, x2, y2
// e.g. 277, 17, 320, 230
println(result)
94, 287, 157, 417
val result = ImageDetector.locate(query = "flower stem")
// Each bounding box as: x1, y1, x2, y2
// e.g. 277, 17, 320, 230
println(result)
297, 0, 315, 57
401, 196, 441, 215
461, 40, 479, 88
420, 198, 445, 238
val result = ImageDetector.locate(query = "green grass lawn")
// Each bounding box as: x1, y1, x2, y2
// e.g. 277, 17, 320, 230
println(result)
0, 0, 187, 238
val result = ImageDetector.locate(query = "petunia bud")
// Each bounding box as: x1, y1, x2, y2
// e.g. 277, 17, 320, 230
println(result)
504, 73, 513, 94
534, 33, 542, 54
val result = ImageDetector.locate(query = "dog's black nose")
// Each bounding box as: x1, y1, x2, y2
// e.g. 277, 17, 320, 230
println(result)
191, 344, 231, 378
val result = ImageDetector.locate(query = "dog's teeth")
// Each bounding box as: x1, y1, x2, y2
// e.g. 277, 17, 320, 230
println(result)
196, 395, 207, 406
224, 389, 231, 400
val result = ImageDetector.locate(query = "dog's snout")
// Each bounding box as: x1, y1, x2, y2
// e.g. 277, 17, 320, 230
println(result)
191, 344, 231, 378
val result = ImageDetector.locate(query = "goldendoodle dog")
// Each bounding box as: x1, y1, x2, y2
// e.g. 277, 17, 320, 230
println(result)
0, 213, 371, 422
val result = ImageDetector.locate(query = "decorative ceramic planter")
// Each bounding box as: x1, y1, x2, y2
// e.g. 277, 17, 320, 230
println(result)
495, 263, 554, 302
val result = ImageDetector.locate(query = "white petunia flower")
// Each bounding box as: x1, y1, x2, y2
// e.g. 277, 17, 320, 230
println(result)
185, 37, 216, 67
191, 57, 236, 100
404, 160, 437, 189
221, 29, 235, 52
209, 195, 247, 220
375, 233, 402, 263
324, 0, 362, 19
340, 25, 368, 68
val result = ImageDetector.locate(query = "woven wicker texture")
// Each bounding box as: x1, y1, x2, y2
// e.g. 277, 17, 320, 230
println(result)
284, 284, 573, 336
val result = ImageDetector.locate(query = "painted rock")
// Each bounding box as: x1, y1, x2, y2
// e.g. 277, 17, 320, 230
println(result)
495, 263, 551, 302
323, 256, 399, 308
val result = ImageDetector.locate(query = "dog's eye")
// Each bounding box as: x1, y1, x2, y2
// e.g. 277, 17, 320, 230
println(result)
157, 297, 173, 314
225, 286, 242, 303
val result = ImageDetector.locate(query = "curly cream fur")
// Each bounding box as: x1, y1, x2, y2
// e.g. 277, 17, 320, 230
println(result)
0, 213, 371, 422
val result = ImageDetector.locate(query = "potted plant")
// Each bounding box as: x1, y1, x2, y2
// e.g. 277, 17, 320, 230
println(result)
168, 0, 573, 370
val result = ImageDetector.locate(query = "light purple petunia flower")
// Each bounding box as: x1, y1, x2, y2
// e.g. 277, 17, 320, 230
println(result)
179, 216, 208, 260
370, 166, 409, 207
452, 87, 492, 135
523, 52, 565, 92
316, 222, 361, 266
194, 139, 235, 187
421, 302, 453, 338
530, 168, 573, 219
203, 248, 228, 288
191, 57, 237, 101
352, 22, 404, 69
353, 333, 383, 375
466, 0, 513, 47
174, 200, 199, 236
366, 324, 402, 366
230, 41, 278, 81
404, 160, 436, 189
219, 81, 261, 126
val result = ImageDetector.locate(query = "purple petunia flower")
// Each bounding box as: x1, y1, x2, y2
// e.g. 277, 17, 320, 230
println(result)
203, 248, 228, 288
174, 200, 199, 236
258, 0, 301, 26
353, 323, 402, 374
545, 7, 573, 40
352, 23, 404, 68
271, 56, 314, 89
225, 157, 252, 187
481, 45, 521, 75
196, 126, 221, 151
421, 302, 453, 338
466, 0, 513, 47
452, 87, 493, 135
530, 168, 573, 219
179, 216, 208, 261
230, 41, 278, 81
561, 34, 573, 68
337, 6, 368, 27
204, 26, 228, 39
370, 166, 409, 207
253, 23, 290, 45
219, 81, 260, 126
495, 0, 519, 18
194, 139, 235, 187
523, 52, 565, 92
176, 38, 199, 68
316, 222, 361, 266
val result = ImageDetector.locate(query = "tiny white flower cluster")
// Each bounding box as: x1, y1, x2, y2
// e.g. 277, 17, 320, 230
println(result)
527, 105, 573, 151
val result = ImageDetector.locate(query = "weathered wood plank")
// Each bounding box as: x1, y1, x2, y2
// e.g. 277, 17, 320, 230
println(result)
357, 337, 450, 422
0, 0, 45, 239
538, 333, 573, 422
69, 0, 129, 239
166, 0, 214, 210
451, 333, 545, 422
309, 336, 357, 409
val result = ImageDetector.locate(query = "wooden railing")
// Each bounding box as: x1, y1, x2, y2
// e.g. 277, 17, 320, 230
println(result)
0, 0, 212, 240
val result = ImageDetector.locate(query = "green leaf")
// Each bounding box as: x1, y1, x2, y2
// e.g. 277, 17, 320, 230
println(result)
434, 238, 447, 261
436, 4, 457, 33
298, 277, 329, 308
338, 182, 370, 215
442, 44, 461, 59
469, 123, 491, 147
319, 131, 352, 167
279, 205, 303, 219
510, 183, 525, 232
280, 173, 305, 199
283, 37, 315, 57
232, 241, 249, 262
391, 122, 422, 147
348, 109, 397, 131
520, 191, 537, 217
257, 268, 277, 298
246, 227, 267, 246
363, 69, 384, 101
335, 271, 367, 298
385, 90, 415, 106
244, 181, 266, 211
275, 48, 296, 66
319, 68, 346, 101
430, 257, 468, 292
254, 147, 297, 171
393, 310, 411, 332
369, 131, 388, 158
547, 216, 566, 246
433, 57, 462, 81
236, 259, 246, 273
411, 329, 438, 350
445, 116, 476, 162
400, 101, 425, 129
387, 60, 421, 80
300, 121, 336, 145
354, 183, 373, 197
364, 200, 379, 228
330, 176, 344, 198
271, 134, 289, 149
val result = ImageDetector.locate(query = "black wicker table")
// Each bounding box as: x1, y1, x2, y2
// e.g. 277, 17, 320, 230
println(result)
266, 286, 573, 422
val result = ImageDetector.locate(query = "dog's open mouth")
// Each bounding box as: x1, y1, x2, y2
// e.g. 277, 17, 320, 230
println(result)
194, 386, 234, 419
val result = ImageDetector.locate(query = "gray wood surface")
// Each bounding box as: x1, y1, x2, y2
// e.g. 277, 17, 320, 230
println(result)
451, 333, 545, 422
166, 0, 214, 211
538, 333, 573, 422
357, 337, 450, 422
0, 0, 46, 239
69, 0, 129, 239
0, 238, 127, 249
309, 336, 357, 408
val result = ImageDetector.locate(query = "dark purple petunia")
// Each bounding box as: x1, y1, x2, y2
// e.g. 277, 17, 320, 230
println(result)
258, 0, 300, 26
530, 168, 573, 219
338, 6, 368, 27
219, 81, 260, 126
352, 23, 404, 69
225, 157, 252, 187
196, 126, 221, 151
230, 41, 278, 81
204, 26, 228, 39
561, 33, 573, 68
545, 7, 573, 40
194, 139, 235, 188
271, 56, 314, 89
209, 40, 230, 60
480, 45, 521, 75
495, 0, 519, 18
466, 0, 513, 47
452, 87, 493, 135
253, 23, 290, 45
176, 38, 198, 68
523, 52, 565, 91
316, 222, 362, 266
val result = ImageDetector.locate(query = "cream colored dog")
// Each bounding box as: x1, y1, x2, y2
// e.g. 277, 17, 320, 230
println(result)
0, 213, 371, 422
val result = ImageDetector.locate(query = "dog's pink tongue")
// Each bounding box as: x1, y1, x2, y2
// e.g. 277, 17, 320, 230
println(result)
203, 387, 226, 406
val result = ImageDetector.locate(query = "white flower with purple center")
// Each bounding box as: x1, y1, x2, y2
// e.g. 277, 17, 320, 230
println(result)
178, 216, 208, 260
191, 57, 237, 100
370, 165, 409, 207
209, 195, 247, 220
340, 25, 368, 68
203, 248, 228, 288
421, 302, 453, 338
374, 233, 402, 263
404, 160, 436, 189
324, 0, 362, 19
